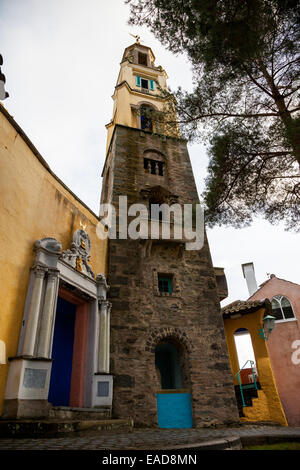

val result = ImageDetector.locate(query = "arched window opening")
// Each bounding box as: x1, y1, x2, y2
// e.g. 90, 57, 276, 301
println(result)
234, 328, 257, 373
140, 105, 153, 132
138, 52, 148, 66
271, 295, 295, 321
155, 341, 182, 390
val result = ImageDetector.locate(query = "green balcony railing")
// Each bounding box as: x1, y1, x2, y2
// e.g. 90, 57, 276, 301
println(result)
234, 360, 258, 407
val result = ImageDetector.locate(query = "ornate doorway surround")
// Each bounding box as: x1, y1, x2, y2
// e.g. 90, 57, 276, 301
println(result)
3, 230, 112, 419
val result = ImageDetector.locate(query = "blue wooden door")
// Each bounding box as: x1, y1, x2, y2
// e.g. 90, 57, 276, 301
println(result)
156, 392, 193, 428
48, 297, 76, 406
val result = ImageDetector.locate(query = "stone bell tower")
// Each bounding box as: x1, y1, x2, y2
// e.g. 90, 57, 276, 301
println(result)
100, 41, 239, 427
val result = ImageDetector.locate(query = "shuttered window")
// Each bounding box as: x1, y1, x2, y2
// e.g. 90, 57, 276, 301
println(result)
135, 76, 155, 91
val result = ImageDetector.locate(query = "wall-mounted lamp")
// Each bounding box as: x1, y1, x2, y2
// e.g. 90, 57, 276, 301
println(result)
258, 315, 276, 340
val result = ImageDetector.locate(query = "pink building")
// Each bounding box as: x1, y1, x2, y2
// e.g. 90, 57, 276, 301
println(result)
243, 265, 300, 426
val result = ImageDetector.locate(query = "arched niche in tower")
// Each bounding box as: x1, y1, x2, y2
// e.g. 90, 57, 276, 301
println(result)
134, 101, 162, 133
141, 104, 154, 132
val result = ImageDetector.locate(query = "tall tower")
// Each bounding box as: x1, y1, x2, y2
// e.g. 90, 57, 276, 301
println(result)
101, 41, 239, 427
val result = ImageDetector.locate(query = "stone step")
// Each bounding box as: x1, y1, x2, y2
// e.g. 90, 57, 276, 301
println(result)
49, 406, 111, 421
0, 417, 134, 438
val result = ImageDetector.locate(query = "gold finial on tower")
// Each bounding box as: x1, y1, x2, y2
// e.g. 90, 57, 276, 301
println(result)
130, 33, 141, 44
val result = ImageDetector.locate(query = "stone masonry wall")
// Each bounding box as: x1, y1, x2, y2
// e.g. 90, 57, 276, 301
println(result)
103, 125, 239, 426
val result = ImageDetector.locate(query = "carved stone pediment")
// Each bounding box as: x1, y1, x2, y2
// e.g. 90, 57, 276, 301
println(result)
60, 229, 95, 279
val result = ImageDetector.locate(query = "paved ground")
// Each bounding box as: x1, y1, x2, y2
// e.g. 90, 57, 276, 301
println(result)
1, 424, 300, 450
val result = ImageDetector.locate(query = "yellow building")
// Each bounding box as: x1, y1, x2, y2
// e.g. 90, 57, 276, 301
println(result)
0, 102, 111, 418
222, 299, 288, 426
0, 40, 180, 423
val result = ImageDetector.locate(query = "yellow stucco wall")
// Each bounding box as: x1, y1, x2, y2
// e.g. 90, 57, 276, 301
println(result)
0, 106, 107, 414
224, 308, 288, 426
106, 84, 168, 151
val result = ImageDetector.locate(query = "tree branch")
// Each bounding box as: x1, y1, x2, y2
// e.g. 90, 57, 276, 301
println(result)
243, 66, 274, 98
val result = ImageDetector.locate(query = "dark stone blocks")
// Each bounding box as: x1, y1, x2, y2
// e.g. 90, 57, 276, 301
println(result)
103, 126, 239, 427
114, 375, 136, 388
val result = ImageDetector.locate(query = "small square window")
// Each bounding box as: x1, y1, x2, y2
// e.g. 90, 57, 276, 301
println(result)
158, 274, 173, 294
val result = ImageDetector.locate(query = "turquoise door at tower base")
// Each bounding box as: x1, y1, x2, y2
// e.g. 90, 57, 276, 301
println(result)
156, 391, 193, 429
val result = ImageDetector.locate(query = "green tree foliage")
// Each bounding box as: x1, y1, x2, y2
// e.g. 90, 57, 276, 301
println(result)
127, 0, 300, 230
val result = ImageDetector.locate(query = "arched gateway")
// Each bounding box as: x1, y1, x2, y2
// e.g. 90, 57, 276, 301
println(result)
155, 336, 193, 428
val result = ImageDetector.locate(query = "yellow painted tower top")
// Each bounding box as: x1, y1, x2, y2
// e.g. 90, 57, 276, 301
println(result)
105, 41, 178, 152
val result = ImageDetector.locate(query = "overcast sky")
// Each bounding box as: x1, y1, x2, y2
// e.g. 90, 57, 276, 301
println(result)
1, 0, 299, 307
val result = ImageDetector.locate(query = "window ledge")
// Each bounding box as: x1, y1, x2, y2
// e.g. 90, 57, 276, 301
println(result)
155, 292, 181, 298
275, 318, 297, 324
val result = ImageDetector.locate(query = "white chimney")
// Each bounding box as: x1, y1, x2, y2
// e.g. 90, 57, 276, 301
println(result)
242, 262, 258, 297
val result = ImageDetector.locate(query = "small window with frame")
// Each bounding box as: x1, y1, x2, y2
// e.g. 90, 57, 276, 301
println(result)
158, 274, 173, 294
271, 295, 295, 321
136, 76, 155, 91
